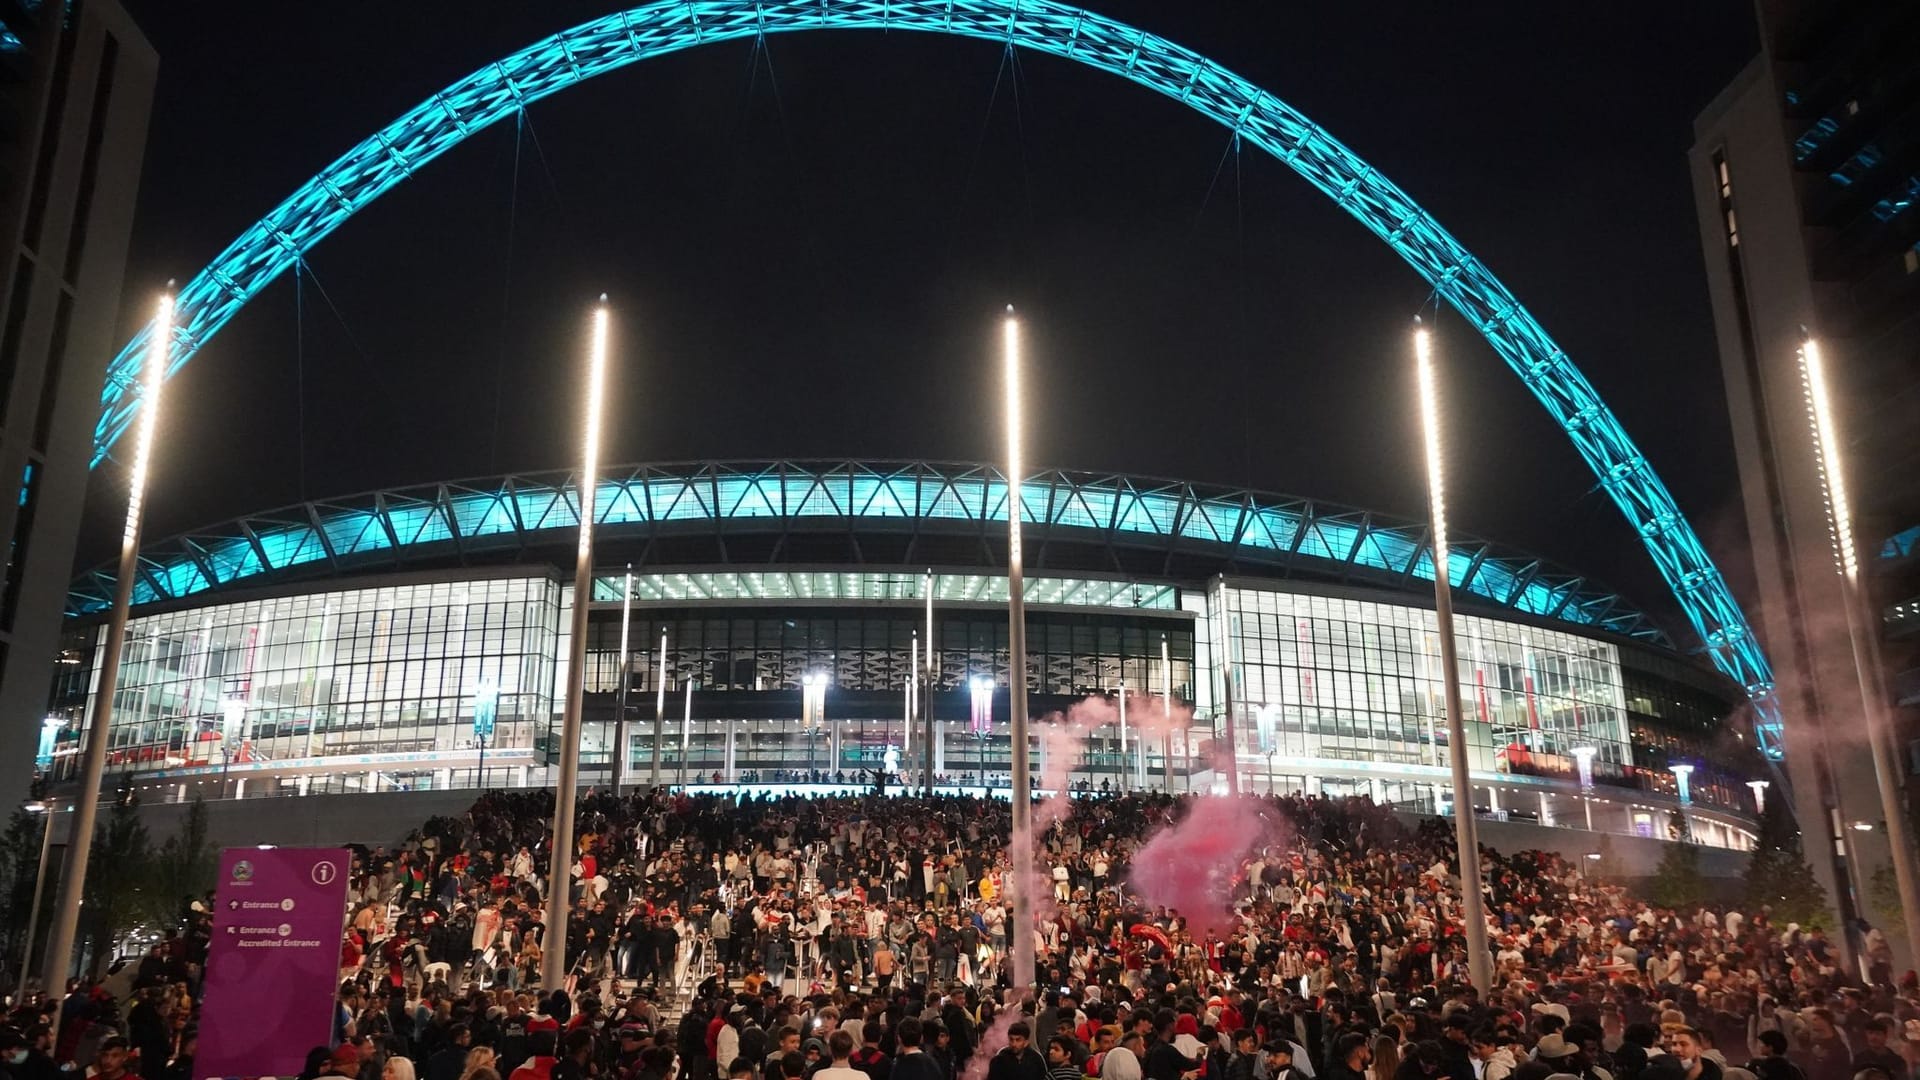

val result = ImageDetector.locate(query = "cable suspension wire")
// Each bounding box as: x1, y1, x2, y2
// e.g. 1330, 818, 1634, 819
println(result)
490, 111, 526, 477
1191, 131, 1239, 232
294, 256, 307, 500
299, 258, 396, 401
1005, 42, 1037, 231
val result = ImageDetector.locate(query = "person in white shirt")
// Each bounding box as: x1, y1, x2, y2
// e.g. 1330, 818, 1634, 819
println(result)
814, 1030, 869, 1080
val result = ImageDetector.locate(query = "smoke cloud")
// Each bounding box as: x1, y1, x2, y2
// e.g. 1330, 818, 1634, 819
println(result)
1125, 795, 1289, 937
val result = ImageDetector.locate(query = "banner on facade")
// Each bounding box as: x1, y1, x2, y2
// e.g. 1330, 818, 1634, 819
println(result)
196, 846, 349, 1080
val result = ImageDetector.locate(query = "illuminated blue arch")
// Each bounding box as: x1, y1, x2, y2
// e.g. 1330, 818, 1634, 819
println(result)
89, 0, 1781, 754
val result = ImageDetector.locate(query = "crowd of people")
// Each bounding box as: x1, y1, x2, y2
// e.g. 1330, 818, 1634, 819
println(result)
4, 786, 1919, 1080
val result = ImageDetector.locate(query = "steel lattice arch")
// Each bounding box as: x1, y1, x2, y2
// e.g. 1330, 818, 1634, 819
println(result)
84, 0, 1781, 754
65, 459, 1670, 649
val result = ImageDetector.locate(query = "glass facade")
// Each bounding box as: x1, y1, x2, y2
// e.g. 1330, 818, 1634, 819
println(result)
48, 568, 1758, 847
47, 577, 559, 788
1206, 582, 1757, 820
577, 607, 1198, 700
1212, 583, 1631, 769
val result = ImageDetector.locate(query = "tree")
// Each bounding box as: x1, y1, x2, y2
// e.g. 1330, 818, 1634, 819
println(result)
1742, 795, 1829, 929
0, 808, 48, 983
1649, 830, 1706, 910
80, 799, 152, 977
1592, 834, 1620, 880
140, 796, 217, 930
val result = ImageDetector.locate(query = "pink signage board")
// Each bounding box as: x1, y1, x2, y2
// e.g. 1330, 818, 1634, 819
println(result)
196, 847, 349, 1080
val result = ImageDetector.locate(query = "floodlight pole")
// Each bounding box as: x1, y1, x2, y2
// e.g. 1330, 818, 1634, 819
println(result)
1003, 309, 1035, 994
1800, 335, 1920, 960
1161, 635, 1174, 793
679, 679, 693, 788
12, 799, 56, 1005
541, 297, 610, 996
923, 569, 936, 796
651, 629, 667, 789
1415, 320, 1493, 995
43, 292, 172, 1009
613, 564, 633, 796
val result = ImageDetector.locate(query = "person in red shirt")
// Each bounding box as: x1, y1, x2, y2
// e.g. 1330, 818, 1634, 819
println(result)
509, 1030, 559, 1080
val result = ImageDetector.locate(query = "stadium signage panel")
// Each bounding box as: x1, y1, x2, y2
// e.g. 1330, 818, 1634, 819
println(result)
197, 846, 350, 1079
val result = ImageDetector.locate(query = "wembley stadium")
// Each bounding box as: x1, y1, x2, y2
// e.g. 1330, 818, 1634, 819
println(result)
45, 459, 1766, 852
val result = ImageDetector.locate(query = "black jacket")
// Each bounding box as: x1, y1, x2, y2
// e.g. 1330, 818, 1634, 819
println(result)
894, 1049, 949, 1080
986, 1047, 1046, 1080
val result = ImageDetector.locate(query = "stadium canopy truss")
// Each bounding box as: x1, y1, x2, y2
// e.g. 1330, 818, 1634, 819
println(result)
69, 459, 1669, 650
83, 1, 1781, 754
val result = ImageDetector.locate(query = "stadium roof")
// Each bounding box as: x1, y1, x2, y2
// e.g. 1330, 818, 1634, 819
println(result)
68, 460, 1670, 646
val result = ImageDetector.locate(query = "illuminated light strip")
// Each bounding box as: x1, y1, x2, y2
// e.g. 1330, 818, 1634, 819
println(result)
122, 294, 174, 555
75, 463, 1650, 638
76, 0, 1776, 752
578, 302, 611, 562
1798, 338, 1857, 581
1415, 327, 1448, 575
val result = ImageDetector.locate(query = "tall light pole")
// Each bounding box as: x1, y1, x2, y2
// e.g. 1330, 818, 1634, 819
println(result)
905, 632, 918, 763
970, 675, 995, 786
1161, 635, 1174, 793
12, 798, 57, 1005
923, 569, 936, 795
612, 564, 633, 795
43, 291, 172, 1002
220, 698, 246, 799
680, 679, 694, 787
1415, 320, 1493, 994
1116, 680, 1128, 794
802, 673, 827, 776
1219, 604, 1240, 794
1002, 308, 1035, 993
651, 628, 667, 789
541, 296, 610, 996
1799, 334, 1920, 956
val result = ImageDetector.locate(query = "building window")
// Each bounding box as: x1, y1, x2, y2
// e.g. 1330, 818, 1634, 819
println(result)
1, 462, 41, 630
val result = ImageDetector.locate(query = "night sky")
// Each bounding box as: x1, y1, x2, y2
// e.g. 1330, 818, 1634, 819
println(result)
92, 2, 1760, 641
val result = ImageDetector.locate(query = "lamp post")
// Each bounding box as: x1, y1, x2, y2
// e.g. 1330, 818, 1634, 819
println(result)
1115, 680, 1127, 794
802, 672, 827, 777
1414, 319, 1493, 994
472, 679, 498, 789
12, 798, 57, 1005
1002, 308, 1035, 994
43, 291, 173, 1002
651, 628, 667, 789
1573, 746, 1597, 831
1798, 334, 1920, 958
541, 296, 611, 996
923, 570, 936, 795
1161, 634, 1174, 793
220, 699, 246, 799
680, 679, 694, 788
970, 676, 994, 789
906, 631, 918, 765
612, 564, 633, 795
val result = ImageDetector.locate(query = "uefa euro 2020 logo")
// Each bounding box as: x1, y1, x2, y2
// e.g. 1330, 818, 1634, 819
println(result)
231, 860, 254, 883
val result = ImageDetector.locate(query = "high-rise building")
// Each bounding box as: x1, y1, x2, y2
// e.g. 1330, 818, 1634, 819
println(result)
1690, 2, 1920, 966
0, 0, 156, 810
